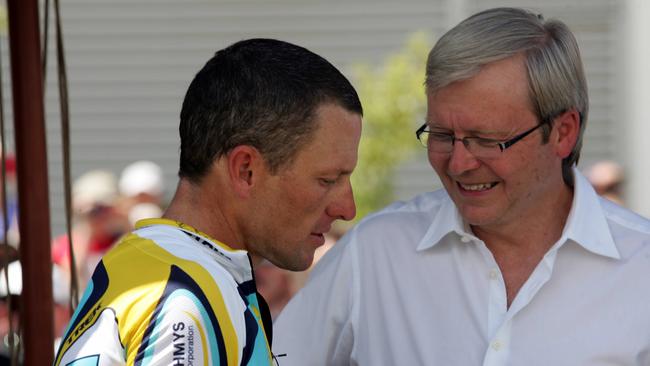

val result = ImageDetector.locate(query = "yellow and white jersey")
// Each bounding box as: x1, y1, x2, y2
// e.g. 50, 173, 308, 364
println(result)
54, 218, 273, 366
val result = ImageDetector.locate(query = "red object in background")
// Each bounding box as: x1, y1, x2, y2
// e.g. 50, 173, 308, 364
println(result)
3, 155, 15, 175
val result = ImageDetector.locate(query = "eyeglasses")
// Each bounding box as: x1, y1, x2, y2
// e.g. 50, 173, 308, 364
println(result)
415, 121, 548, 159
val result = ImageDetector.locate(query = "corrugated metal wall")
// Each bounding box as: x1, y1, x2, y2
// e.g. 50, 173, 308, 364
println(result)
1, 0, 622, 235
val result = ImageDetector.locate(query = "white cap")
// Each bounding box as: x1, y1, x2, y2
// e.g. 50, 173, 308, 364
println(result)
119, 160, 164, 198
73, 170, 118, 213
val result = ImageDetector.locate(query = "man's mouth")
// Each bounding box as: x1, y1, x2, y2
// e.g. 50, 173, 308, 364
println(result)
308, 232, 326, 247
311, 224, 331, 237
457, 182, 498, 192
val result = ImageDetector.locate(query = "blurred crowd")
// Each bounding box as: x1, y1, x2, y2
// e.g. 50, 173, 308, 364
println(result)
51, 160, 166, 290
0, 156, 629, 361
0, 159, 166, 360
584, 160, 625, 205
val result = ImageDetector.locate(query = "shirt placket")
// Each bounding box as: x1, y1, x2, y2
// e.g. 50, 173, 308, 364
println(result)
483, 260, 511, 366
475, 240, 560, 366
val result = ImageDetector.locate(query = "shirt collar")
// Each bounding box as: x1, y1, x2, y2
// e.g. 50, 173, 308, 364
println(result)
560, 168, 620, 259
416, 168, 620, 260
416, 195, 472, 251
135, 217, 236, 248
134, 217, 252, 262
134, 218, 256, 283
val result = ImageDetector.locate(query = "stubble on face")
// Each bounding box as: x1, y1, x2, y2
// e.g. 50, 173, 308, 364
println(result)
245, 103, 362, 271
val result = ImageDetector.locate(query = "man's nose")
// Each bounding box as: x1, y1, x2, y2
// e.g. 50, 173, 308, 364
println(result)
447, 139, 481, 176
327, 180, 356, 221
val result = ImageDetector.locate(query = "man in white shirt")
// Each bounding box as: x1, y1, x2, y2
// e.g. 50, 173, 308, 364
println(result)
274, 8, 650, 366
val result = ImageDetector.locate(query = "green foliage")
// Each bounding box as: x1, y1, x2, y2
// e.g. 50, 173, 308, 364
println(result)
351, 32, 432, 220
0, 6, 6, 35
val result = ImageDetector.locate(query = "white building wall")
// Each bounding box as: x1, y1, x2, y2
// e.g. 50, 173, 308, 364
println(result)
5, 0, 449, 235
2, 0, 645, 237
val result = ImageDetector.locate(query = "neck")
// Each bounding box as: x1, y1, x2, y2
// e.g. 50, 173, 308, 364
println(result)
471, 182, 574, 307
473, 183, 574, 253
163, 179, 244, 250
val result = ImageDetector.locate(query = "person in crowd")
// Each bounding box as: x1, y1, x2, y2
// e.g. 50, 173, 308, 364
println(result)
0, 150, 19, 365
0, 152, 18, 247
0, 259, 71, 360
51, 169, 129, 287
118, 160, 166, 226
274, 8, 650, 365
0, 257, 20, 364
585, 160, 625, 204
54, 38, 362, 365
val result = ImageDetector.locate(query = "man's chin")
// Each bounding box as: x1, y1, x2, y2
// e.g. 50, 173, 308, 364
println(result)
277, 260, 312, 272
458, 207, 501, 228
268, 251, 314, 272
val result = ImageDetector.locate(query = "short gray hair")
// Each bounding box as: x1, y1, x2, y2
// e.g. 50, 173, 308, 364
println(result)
426, 7, 588, 185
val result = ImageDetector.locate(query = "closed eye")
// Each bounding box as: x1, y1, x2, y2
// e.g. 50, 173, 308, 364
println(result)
470, 136, 501, 148
319, 178, 337, 186
429, 132, 454, 142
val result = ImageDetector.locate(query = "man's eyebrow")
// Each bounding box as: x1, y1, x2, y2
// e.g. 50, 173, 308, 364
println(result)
427, 121, 506, 137
317, 167, 354, 177
426, 121, 449, 130
464, 128, 504, 137
338, 169, 355, 177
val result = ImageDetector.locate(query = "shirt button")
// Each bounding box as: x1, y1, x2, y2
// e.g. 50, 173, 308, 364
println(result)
491, 341, 502, 351
460, 236, 471, 243
489, 269, 498, 280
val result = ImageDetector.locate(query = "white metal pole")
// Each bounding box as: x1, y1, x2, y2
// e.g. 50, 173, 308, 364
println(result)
621, 0, 650, 217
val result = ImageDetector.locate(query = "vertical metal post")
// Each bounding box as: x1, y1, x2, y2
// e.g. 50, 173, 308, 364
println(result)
621, 0, 650, 217
7, 0, 54, 363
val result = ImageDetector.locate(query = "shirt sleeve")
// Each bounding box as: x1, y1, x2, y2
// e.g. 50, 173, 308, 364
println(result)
55, 297, 226, 366
273, 229, 359, 366
54, 261, 240, 366
120, 265, 238, 366
54, 307, 126, 366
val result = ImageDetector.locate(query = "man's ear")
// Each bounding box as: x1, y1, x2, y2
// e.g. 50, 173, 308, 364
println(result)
227, 145, 264, 198
553, 108, 581, 159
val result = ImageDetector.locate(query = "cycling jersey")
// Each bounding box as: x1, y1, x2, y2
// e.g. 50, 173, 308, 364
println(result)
54, 218, 274, 366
